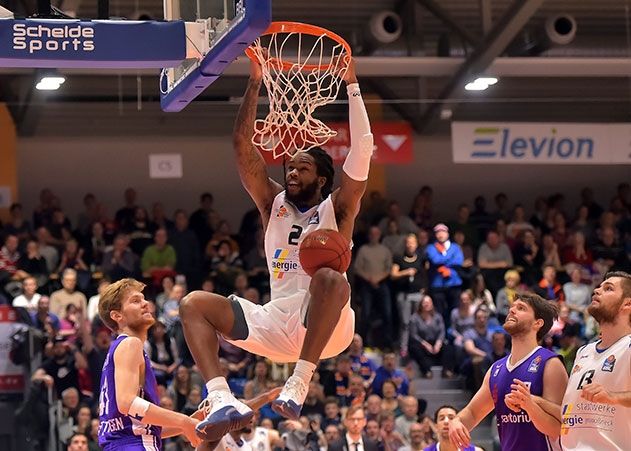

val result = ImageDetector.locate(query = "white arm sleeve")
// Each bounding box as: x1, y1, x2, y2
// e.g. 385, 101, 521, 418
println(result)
343, 83, 373, 181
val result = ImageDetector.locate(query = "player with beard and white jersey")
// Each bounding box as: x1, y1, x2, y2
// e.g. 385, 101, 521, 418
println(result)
180, 56, 373, 443
560, 271, 631, 450
449, 292, 567, 451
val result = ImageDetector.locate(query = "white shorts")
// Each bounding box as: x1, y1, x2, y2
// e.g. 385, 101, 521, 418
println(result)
224, 290, 355, 363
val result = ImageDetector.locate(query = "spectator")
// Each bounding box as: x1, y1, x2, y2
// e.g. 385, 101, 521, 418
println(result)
592, 225, 629, 273
495, 270, 521, 322
0, 234, 29, 295
550, 211, 570, 250
562, 231, 593, 270
557, 324, 580, 374
75, 193, 100, 238
82, 323, 112, 399
48, 208, 73, 249
150, 202, 174, 232
74, 405, 92, 435
355, 226, 394, 348
31, 295, 60, 335
408, 295, 454, 379
426, 223, 463, 328
409, 186, 433, 230
563, 267, 591, 324
35, 336, 87, 397
86, 278, 110, 322
101, 234, 138, 281
4, 203, 32, 244
462, 307, 495, 390
144, 320, 179, 386
506, 204, 534, 241
449, 290, 475, 349
365, 394, 383, 423
364, 418, 386, 450
167, 365, 198, 412
328, 405, 380, 451
470, 273, 496, 316
571, 205, 593, 240
169, 209, 202, 289
477, 230, 513, 296
82, 221, 107, 269
324, 424, 342, 445
541, 233, 563, 272
379, 201, 419, 236
32, 188, 56, 229
469, 196, 494, 243
323, 353, 354, 407
208, 239, 244, 295
18, 240, 49, 288
448, 203, 479, 250
162, 283, 185, 330
35, 226, 60, 273
347, 333, 377, 387
321, 397, 342, 430
382, 219, 406, 258
56, 239, 91, 292
379, 410, 407, 451
126, 206, 154, 256
66, 432, 89, 451
513, 229, 543, 286
380, 380, 401, 415
155, 274, 175, 315
372, 352, 409, 397
399, 421, 432, 451
244, 359, 277, 400
452, 230, 475, 287
12, 276, 42, 314
493, 192, 510, 223
49, 268, 88, 317
114, 187, 138, 231
391, 233, 426, 356
302, 381, 326, 418
141, 228, 177, 285
395, 396, 419, 443
348, 373, 367, 406
534, 264, 564, 302
580, 187, 604, 221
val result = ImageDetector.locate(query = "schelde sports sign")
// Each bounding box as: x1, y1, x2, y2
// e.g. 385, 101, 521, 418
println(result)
452, 122, 631, 164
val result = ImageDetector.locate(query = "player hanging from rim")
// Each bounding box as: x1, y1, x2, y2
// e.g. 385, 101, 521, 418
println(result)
449, 292, 568, 451
97, 278, 201, 450
179, 55, 373, 441
560, 271, 631, 450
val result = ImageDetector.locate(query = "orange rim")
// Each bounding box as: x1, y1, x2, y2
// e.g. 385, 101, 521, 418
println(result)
245, 21, 352, 72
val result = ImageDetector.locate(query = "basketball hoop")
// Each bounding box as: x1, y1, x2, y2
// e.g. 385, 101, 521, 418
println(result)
245, 22, 352, 159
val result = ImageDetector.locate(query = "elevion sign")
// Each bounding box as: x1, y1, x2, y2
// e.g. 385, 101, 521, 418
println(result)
452, 122, 631, 164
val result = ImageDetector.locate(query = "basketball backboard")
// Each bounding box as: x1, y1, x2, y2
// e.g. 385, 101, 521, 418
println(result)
160, 0, 271, 112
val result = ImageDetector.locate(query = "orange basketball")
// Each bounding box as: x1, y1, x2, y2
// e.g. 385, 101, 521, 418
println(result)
299, 229, 351, 277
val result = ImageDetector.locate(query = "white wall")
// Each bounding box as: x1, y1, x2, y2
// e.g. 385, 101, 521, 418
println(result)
17, 134, 629, 227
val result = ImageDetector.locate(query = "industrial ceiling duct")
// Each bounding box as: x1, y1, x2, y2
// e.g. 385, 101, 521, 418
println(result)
544, 14, 577, 46
369, 11, 403, 45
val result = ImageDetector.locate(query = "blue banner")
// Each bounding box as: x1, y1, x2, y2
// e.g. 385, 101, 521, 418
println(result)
0, 18, 186, 68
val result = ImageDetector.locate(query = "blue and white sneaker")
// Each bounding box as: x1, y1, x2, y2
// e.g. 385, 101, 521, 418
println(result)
195, 391, 254, 441
271, 375, 309, 420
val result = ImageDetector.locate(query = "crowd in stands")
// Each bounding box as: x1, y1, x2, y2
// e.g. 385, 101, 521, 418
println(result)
0, 182, 629, 450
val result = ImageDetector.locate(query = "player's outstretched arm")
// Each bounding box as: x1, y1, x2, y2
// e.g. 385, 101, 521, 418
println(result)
333, 58, 371, 239
113, 337, 201, 447
449, 369, 495, 449
233, 57, 282, 223
508, 357, 568, 439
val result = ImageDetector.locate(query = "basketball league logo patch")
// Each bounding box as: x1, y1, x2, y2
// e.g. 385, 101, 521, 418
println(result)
528, 355, 542, 373
276, 205, 290, 218
308, 211, 320, 224
601, 355, 616, 372
493, 364, 502, 377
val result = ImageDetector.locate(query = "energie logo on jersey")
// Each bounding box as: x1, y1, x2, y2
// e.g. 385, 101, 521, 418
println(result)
270, 248, 300, 279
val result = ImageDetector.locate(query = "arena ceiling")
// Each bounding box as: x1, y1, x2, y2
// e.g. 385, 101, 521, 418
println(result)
2, 0, 631, 136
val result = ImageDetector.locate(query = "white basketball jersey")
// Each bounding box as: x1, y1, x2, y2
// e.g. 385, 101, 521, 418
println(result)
561, 334, 631, 450
216, 433, 252, 451
265, 191, 341, 299
244, 427, 272, 451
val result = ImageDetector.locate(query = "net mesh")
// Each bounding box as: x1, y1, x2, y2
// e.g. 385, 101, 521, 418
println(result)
247, 24, 350, 159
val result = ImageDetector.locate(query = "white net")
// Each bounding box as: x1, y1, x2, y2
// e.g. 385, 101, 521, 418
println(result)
247, 23, 351, 159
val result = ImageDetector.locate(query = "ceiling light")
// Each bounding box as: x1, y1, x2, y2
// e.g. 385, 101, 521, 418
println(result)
36, 71, 66, 91
465, 81, 489, 91
476, 76, 498, 85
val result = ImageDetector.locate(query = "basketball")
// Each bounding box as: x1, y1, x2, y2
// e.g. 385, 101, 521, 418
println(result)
299, 229, 351, 276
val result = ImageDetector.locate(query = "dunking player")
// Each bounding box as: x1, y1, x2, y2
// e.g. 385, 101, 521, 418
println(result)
97, 278, 201, 450
449, 292, 567, 451
561, 271, 631, 450
180, 56, 372, 441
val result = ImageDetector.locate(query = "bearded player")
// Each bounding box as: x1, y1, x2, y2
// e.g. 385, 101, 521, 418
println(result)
449, 292, 568, 450
179, 56, 372, 441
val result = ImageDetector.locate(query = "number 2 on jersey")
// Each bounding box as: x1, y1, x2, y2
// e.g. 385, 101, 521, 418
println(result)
288, 225, 303, 245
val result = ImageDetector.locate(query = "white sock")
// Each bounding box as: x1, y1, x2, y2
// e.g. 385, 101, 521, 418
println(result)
205, 376, 231, 395
293, 359, 317, 384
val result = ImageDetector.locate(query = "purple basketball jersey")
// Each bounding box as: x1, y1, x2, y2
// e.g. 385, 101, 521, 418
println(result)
424, 443, 476, 451
98, 334, 162, 450
489, 346, 562, 451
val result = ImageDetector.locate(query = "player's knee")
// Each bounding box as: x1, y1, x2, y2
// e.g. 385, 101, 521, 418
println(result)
311, 268, 349, 303
179, 290, 205, 317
